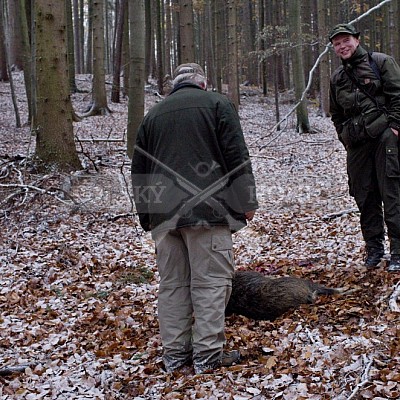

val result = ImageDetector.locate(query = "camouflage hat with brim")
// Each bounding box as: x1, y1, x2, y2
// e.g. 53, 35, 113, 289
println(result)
329, 23, 360, 42
172, 63, 206, 85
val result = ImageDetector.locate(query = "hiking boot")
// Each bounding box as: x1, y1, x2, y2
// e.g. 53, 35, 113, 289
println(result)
194, 350, 241, 374
388, 254, 400, 272
221, 350, 241, 367
364, 248, 384, 268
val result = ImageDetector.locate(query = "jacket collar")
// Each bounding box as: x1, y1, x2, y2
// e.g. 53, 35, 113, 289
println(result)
169, 82, 205, 96
342, 45, 368, 69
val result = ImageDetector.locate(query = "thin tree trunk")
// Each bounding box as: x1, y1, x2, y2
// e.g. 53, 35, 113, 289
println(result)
19, 0, 33, 122
83, 0, 111, 116
317, 0, 329, 117
73, 0, 82, 74
227, 0, 239, 109
155, 0, 164, 94
66, 0, 78, 93
111, 0, 126, 103
289, 0, 310, 133
0, 0, 8, 81
178, 0, 195, 63
127, 0, 145, 159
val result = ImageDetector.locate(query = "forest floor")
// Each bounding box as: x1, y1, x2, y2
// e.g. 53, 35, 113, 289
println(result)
0, 73, 399, 399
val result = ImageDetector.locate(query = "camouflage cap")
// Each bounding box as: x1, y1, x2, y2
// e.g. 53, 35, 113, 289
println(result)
172, 63, 206, 86
329, 23, 360, 42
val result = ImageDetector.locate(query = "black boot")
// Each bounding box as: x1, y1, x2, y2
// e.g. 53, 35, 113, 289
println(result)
364, 247, 384, 268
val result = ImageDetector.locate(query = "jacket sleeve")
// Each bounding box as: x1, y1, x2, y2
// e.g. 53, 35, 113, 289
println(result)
131, 123, 151, 231
380, 56, 400, 130
216, 99, 259, 213
329, 74, 349, 147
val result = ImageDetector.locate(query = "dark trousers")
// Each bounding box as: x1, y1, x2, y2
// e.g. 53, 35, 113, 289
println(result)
347, 128, 400, 254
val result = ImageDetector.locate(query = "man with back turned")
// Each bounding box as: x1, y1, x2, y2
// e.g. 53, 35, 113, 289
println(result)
131, 63, 258, 373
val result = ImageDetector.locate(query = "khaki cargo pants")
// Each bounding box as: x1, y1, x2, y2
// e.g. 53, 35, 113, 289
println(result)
152, 226, 234, 372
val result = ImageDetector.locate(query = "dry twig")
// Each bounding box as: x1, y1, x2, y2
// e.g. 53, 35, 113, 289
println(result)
346, 355, 374, 400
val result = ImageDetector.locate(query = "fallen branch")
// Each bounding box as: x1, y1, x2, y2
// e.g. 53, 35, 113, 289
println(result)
75, 138, 125, 143
0, 363, 38, 376
107, 212, 135, 222
0, 183, 75, 206
389, 281, 400, 313
322, 208, 359, 221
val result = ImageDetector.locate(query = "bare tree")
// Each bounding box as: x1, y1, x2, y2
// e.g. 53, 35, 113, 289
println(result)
227, 0, 239, 109
33, 0, 82, 171
17, 0, 33, 123
83, 0, 111, 116
0, 0, 9, 81
317, 0, 330, 117
155, 0, 164, 94
178, 0, 195, 63
288, 0, 310, 133
111, 0, 127, 103
127, 0, 145, 159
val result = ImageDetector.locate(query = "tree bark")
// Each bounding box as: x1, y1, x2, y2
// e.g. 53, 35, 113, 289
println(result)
0, 0, 8, 81
127, 0, 145, 159
34, 0, 82, 171
178, 0, 195, 63
288, 0, 310, 133
111, 0, 126, 103
227, 0, 239, 109
83, 0, 111, 116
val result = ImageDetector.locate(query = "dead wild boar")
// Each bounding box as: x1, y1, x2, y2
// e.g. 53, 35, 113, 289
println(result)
226, 270, 346, 321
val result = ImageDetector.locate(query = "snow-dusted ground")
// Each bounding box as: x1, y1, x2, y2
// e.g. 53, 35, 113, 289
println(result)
0, 74, 399, 399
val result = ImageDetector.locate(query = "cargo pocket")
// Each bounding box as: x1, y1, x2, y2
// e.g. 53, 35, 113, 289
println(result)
209, 235, 235, 279
386, 146, 400, 178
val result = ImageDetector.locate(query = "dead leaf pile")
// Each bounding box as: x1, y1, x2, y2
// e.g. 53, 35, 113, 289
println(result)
0, 73, 399, 399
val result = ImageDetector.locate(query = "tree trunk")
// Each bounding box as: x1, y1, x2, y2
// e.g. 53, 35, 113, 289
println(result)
164, 0, 172, 77
73, 0, 82, 74
288, 0, 310, 133
122, 1, 129, 96
317, 0, 329, 117
85, 0, 93, 73
155, 0, 164, 94
34, 0, 82, 171
6, 0, 23, 70
144, 0, 152, 82
227, 0, 239, 109
66, 0, 78, 93
259, 0, 267, 95
0, 0, 8, 81
214, 0, 224, 93
127, 0, 145, 159
178, 0, 195, 63
111, 0, 126, 103
83, 0, 110, 116
18, 0, 33, 123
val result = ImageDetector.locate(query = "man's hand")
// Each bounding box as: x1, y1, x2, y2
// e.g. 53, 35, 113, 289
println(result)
245, 210, 256, 221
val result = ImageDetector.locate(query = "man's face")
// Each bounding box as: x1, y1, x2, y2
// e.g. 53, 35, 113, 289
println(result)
331, 34, 360, 60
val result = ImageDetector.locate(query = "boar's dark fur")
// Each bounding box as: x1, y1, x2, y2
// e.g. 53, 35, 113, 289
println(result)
226, 270, 342, 321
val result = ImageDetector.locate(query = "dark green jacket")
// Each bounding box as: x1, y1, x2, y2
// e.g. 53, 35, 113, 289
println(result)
131, 84, 258, 233
330, 45, 400, 143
